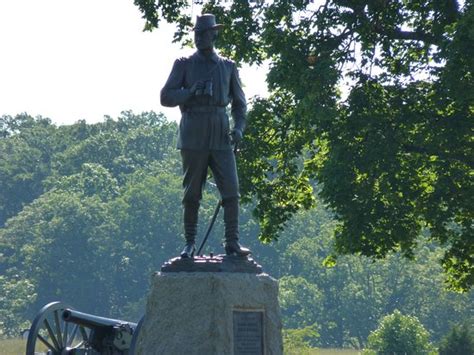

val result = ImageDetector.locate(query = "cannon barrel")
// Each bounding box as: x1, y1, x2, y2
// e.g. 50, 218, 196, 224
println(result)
62, 308, 137, 330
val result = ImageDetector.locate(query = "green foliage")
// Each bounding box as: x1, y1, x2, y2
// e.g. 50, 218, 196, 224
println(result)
49, 163, 119, 201
0, 276, 36, 338
134, 0, 474, 290
272, 206, 473, 349
52, 111, 177, 182
0, 114, 57, 226
239, 93, 317, 242
0, 190, 119, 315
0, 112, 180, 332
283, 324, 320, 355
438, 323, 474, 355
365, 310, 432, 355
0, 113, 472, 346
279, 276, 322, 331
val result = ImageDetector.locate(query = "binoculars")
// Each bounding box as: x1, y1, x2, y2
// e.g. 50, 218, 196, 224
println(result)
195, 80, 213, 97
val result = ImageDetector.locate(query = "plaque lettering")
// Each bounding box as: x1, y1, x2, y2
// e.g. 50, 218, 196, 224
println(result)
233, 311, 264, 355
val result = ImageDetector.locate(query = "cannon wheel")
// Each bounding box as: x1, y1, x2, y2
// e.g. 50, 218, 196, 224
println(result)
129, 315, 145, 355
26, 301, 91, 355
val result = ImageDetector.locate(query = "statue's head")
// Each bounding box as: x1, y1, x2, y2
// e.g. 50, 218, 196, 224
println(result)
193, 14, 223, 51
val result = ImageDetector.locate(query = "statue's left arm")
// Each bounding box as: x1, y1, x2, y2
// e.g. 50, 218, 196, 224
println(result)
230, 63, 247, 135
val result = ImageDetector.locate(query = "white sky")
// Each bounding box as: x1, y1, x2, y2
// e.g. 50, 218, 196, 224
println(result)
0, 0, 268, 125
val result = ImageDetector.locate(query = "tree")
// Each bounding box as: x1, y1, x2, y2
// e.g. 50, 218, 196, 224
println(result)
365, 310, 432, 355
0, 276, 36, 338
279, 276, 323, 331
106, 168, 185, 313
49, 163, 119, 201
0, 190, 120, 317
0, 112, 471, 341
438, 323, 474, 355
0, 114, 57, 226
282, 325, 320, 355
273, 206, 473, 348
134, 0, 474, 290
53, 111, 177, 183
0, 111, 181, 328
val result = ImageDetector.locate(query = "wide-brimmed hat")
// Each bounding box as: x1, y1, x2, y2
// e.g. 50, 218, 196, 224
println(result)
193, 14, 223, 32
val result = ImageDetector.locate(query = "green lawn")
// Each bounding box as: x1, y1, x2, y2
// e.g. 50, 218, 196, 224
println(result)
0, 338, 26, 355
310, 350, 362, 355
0, 338, 362, 355
285, 349, 362, 355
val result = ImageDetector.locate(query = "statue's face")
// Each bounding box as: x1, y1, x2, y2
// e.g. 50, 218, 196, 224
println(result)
194, 29, 216, 51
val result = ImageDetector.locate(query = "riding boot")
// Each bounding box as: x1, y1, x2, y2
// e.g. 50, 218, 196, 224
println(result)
223, 197, 251, 256
181, 201, 199, 258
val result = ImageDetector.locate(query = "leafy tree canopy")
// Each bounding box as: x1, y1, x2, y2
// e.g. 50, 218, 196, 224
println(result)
365, 310, 433, 354
0, 113, 472, 344
438, 323, 474, 355
134, 0, 473, 290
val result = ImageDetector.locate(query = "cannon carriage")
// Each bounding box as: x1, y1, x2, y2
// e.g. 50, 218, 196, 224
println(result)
26, 302, 143, 355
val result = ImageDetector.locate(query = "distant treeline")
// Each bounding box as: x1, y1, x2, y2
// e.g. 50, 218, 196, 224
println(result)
0, 112, 472, 348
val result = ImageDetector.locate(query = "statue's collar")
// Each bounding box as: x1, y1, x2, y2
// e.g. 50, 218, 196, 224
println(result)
194, 50, 219, 63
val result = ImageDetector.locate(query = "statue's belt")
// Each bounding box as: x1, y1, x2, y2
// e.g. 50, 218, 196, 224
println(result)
184, 106, 227, 113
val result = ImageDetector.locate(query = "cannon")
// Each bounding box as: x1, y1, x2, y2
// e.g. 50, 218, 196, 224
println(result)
26, 301, 144, 355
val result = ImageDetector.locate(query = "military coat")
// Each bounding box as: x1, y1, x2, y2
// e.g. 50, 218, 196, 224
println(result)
160, 51, 246, 150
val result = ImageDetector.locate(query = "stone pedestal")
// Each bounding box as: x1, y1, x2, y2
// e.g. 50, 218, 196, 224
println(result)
135, 268, 282, 355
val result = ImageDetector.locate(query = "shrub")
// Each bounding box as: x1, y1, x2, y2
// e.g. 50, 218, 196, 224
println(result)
365, 310, 432, 355
438, 323, 474, 355
283, 324, 319, 355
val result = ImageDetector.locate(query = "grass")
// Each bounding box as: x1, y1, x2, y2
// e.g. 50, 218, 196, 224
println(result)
311, 349, 362, 355
285, 349, 362, 355
0, 338, 26, 355
310, 349, 362, 355
0, 338, 362, 355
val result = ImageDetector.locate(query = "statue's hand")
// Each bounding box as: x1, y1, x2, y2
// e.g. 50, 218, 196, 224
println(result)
230, 129, 243, 145
190, 81, 205, 95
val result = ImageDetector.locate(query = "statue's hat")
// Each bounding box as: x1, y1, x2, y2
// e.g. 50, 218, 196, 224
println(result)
193, 14, 223, 32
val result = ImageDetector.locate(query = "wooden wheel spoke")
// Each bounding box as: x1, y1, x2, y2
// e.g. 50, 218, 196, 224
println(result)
73, 340, 86, 349
79, 326, 89, 341
26, 302, 76, 355
54, 309, 64, 348
63, 321, 69, 347
37, 333, 57, 351
43, 318, 61, 350
67, 324, 79, 346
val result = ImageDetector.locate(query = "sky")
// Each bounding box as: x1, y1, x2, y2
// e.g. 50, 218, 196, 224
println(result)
0, 0, 268, 125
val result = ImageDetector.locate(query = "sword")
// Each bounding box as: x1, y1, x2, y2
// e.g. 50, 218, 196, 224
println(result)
196, 199, 222, 256
196, 142, 239, 256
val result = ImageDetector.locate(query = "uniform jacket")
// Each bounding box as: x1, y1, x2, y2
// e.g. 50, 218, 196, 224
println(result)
160, 50, 247, 150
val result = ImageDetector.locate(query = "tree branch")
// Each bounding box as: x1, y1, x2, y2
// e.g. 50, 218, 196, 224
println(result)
388, 29, 437, 44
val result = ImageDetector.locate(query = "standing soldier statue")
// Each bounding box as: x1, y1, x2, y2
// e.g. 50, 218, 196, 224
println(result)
161, 14, 251, 259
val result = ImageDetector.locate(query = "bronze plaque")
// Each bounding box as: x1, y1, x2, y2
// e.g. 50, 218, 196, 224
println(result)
233, 311, 264, 355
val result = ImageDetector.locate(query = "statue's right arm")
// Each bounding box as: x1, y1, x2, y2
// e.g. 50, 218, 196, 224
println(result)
160, 58, 193, 107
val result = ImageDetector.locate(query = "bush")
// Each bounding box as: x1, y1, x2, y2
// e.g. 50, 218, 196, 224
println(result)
365, 310, 432, 355
283, 324, 319, 355
438, 323, 474, 355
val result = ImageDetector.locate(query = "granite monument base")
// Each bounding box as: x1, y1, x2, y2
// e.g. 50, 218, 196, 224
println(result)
135, 265, 282, 355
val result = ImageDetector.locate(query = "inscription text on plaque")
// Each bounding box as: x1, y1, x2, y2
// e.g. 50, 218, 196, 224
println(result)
233, 310, 264, 355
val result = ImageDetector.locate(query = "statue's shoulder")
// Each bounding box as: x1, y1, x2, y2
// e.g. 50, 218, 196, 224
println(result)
217, 55, 236, 68
175, 55, 192, 64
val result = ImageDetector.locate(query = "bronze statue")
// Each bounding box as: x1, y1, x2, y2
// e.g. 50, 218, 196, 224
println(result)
161, 14, 251, 258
